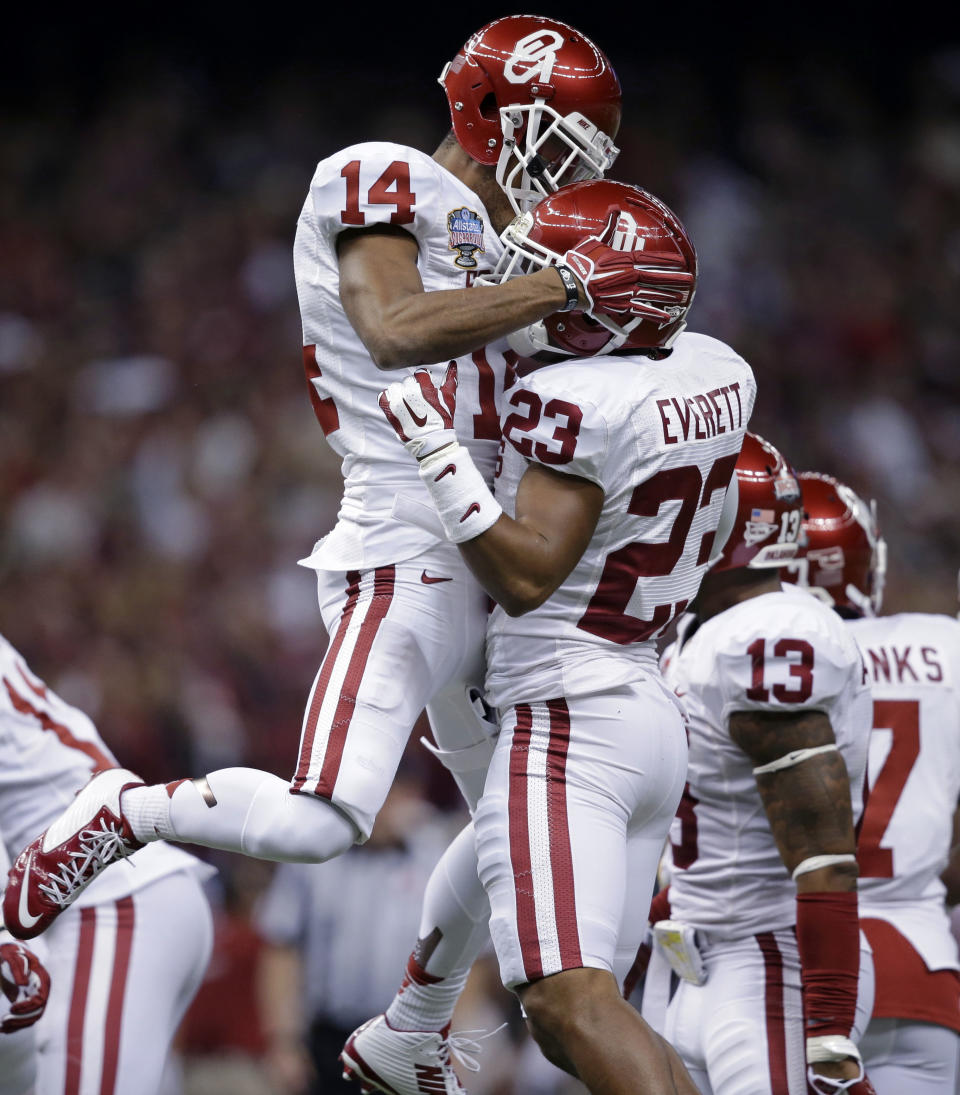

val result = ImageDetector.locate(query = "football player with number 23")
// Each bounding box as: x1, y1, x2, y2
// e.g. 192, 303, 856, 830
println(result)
375, 178, 753, 1095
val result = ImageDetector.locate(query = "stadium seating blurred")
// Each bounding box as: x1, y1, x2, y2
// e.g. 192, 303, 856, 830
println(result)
3, 46, 958, 785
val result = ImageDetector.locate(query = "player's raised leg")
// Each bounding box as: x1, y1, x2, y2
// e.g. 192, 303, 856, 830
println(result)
5, 558, 488, 938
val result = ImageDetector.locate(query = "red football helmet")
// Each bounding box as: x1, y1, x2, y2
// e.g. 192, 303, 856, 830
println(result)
711, 433, 804, 572
481, 179, 697, 356
440, 15, 621, 213
784, 472, 887, 616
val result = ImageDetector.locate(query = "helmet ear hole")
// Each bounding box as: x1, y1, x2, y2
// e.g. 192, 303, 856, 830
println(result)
479, 93, 499, 122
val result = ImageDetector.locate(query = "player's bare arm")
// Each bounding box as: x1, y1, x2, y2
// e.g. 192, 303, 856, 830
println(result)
337, 225, 576, 369
458, 463, 602, 615
378, 365, 602, 612
731, 706, 864, 1087
729, 708, 858, 893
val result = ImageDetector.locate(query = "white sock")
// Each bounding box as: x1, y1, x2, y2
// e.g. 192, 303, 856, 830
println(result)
386, 823, 490, 1032
122, 783, 177, 842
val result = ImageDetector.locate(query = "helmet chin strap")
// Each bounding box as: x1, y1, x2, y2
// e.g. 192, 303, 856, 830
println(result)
844, 582, 875, 617
506, 321, 560, 358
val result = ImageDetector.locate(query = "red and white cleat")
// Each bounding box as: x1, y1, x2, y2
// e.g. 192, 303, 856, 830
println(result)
341, 1014, 496, 1095
2, 768, 144, 939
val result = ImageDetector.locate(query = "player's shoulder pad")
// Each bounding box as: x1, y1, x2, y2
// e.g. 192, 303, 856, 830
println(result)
854, 612, 960, 681
500, 366, 609, 487
308, 142, 443, 242
850, 611, 960, 647
315, 141, 438, 176
670, 331, 755, 378
713, 584, 844, 638
706, 587, 863, 711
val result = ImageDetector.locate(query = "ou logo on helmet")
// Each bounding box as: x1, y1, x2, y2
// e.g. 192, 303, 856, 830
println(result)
504, 29, 565, 85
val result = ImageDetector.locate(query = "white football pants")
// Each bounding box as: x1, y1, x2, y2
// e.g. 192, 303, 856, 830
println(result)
296, 542, 496, 835
35, 869, 212, 1095
648, 928, 874, 1095
861, 1018, 960, 1094
475, 680, 688, 989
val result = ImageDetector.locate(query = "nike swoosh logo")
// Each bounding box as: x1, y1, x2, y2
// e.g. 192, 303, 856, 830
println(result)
17, 853, 42, 930
434, 464, 456, 481
460, 502, 481, 522
421, 571, 453, 585
403, 400, 428, 428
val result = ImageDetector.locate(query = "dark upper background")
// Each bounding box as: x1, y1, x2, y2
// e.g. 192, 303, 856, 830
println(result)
2, 4, 959, 783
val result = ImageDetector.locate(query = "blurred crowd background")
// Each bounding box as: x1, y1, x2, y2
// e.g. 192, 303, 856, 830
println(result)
1, 6, 958, 1092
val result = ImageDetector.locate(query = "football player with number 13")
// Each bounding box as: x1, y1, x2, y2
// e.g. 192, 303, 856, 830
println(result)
642, 436, 877, 1094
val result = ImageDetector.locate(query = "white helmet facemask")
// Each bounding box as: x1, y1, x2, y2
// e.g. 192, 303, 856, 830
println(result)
497, 102, 619, 214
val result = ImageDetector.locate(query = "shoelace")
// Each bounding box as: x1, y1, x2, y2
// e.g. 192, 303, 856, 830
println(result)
37, 818, 135, 907
443, 1023, 508, 1074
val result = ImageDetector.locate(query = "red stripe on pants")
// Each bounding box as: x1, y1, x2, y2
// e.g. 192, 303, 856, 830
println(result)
508, 704, 542, 981
757, 931, 789, 1094
545, 698, 581, 971
293, 571, 362, 791
100, 897, 136, 1095
316, 566, 396, 798
65, 907, 97, 1095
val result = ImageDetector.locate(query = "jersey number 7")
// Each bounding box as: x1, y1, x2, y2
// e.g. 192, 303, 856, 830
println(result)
857, 699, 921, 879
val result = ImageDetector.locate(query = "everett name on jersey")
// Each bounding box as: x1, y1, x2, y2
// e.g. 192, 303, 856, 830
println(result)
294, 141, 511, 571
485, 331, 756, 711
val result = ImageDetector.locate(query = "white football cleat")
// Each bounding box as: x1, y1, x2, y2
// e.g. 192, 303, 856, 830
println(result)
2, 768, 144, 938
341, 1014, 495, 1095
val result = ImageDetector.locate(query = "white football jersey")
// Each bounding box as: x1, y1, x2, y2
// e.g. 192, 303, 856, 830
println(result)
0, 635, 211, 905
485, 332, 756, 710
848, 612, 960, 970
664, 585, 872, 938
294, 141, 510, 570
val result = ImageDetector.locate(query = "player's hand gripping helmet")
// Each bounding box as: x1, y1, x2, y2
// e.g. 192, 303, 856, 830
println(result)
440, 15, 621, 213
783, 472, 887, 617
711, 433, 804, 572
482, 179, 698, 357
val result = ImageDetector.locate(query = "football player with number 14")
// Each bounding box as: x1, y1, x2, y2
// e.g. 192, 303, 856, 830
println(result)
373, 178, 754, 1095
3, 16, 645, 1093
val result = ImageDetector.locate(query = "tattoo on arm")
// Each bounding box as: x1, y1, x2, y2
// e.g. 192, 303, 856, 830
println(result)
729, 709, 857, 884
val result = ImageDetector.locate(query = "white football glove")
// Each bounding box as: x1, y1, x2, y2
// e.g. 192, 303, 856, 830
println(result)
379, 364, 458, 461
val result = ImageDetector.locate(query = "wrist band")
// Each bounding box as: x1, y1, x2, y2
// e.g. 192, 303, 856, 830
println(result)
792, 853, 857, 880
418, 442, 503, 544
806, 1035, 861, 1064
554, 264, 580, 312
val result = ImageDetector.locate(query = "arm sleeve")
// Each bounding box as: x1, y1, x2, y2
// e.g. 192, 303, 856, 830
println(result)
500, 374, 609, 487
309, 142, 443, 250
